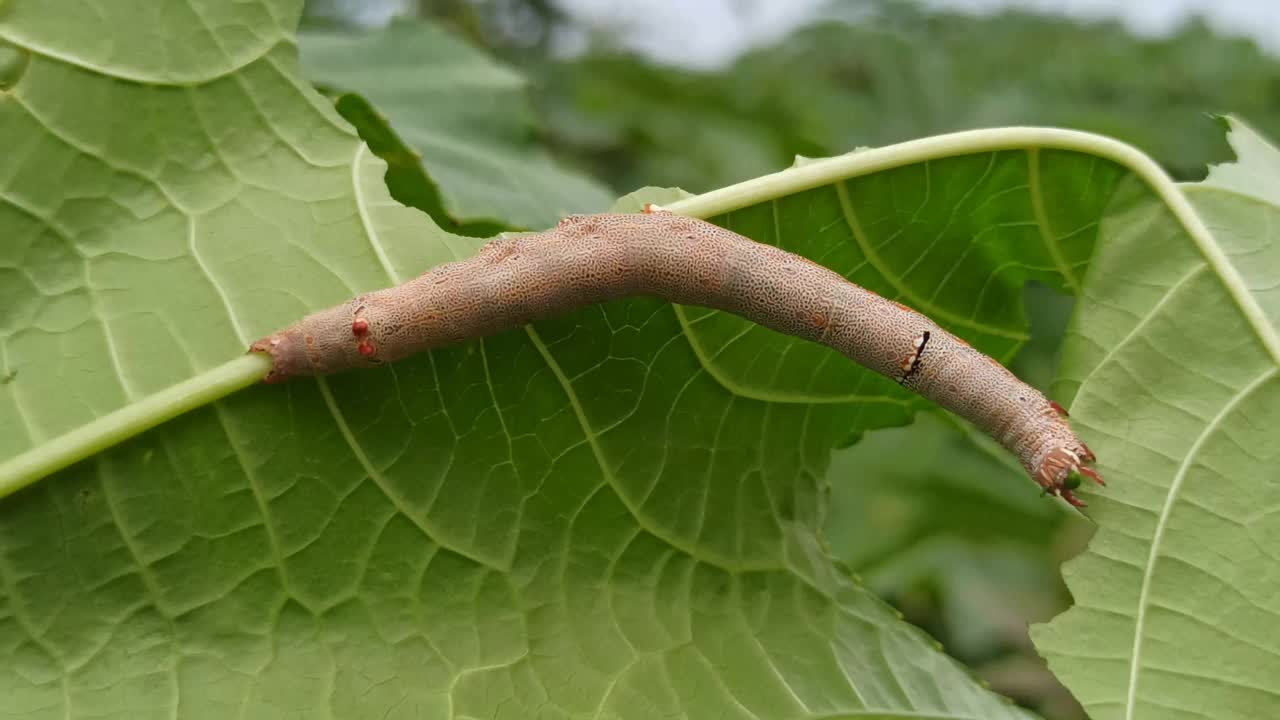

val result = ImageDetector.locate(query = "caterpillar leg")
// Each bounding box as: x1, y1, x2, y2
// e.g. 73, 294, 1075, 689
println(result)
1042, 484, 1087, 508
1077, 465, 1105, 486
1035, 444, 1104, 508
1060, 487, 1087, 508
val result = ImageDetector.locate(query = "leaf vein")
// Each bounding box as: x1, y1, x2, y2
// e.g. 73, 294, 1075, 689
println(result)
1124, 366, 1280, 719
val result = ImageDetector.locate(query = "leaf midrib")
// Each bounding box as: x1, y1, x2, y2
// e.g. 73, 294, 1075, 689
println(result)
1178, 184, 1280, 366
1116, 181, 1280, 719
1124, 367, 1280, 718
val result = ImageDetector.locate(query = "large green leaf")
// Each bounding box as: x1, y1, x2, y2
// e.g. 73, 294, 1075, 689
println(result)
299, 20, 614, 230
1030, 119, 1280, 718
5, 3, 1271, 719
0, 2, 1066, 717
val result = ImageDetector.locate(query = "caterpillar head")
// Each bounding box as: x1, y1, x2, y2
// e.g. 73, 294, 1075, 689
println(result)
1032, 434, 1102, 508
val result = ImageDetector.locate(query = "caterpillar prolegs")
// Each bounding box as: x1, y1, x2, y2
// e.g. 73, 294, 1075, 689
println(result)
251, 207, 1103, 506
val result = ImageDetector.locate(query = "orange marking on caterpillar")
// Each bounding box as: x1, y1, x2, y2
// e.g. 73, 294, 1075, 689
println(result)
352, 318, 369, 336
357, 341, 376, 358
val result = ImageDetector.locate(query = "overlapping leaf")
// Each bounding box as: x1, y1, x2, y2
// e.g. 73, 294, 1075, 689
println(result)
1031, 118, 1280, 719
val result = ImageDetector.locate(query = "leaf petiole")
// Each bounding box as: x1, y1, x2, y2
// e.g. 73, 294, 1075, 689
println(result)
0, 354, 270, 499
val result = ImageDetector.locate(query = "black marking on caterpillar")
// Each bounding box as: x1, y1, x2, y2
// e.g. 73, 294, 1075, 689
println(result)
898, 330, 931, 386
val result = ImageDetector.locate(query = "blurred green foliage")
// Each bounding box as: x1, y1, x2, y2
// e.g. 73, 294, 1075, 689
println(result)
309, 0, 1280, 194
300, 3, 1279, 717
530, 3, 1277, 194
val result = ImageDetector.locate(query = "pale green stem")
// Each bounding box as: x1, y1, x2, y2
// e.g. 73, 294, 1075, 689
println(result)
0, 354, 270, 500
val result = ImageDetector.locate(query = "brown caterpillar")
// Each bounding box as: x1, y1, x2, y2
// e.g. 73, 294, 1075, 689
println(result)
251, 208, 1102, 506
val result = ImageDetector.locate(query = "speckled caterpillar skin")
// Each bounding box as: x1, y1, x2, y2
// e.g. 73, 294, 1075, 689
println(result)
252, 211, 1102, 505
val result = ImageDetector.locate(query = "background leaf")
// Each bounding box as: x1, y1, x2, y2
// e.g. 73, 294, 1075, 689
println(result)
1031, 117, 1280, 719
300, 19, 614, 230
524, 2, 1279, 196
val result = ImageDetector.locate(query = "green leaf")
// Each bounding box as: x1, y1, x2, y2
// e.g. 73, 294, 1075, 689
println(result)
6, 3, 1268, 718
0, 2, 1063, 717
1030, 118, 1280, 718
299, 20, 615, 230
324, 90, 507, 239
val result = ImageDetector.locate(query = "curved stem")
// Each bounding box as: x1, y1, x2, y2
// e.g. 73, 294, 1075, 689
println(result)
664, 127, 1262, 361
0, 354, 270, 500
